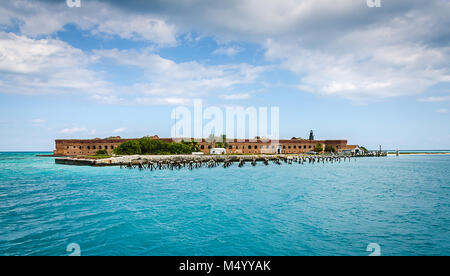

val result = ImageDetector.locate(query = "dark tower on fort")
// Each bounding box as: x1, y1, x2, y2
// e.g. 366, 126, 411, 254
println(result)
309, 130, 315, 141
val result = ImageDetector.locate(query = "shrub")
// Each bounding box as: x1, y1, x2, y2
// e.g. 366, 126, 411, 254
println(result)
181, 139, 201, 152
313, 143, 323, 153
95, 149, 108, 155
113, 140, 142, 155
114, 137, 194, 155
325, 145, 336, 153
215, 142, 224, 148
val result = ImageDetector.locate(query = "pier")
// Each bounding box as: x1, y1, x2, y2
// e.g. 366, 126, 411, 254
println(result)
55, 152, 387, 170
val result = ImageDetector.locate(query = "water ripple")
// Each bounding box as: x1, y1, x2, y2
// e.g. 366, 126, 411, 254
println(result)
0, 153, 449, 255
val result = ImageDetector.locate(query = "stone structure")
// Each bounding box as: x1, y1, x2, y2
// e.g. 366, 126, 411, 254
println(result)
309, 130, 315, 141
54, 134, 348, 156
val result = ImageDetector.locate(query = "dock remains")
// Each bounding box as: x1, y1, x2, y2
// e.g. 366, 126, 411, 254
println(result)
55, 152, 387, 170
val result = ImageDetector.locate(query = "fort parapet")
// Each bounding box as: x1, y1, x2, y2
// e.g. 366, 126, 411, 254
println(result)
54, 135, 348, 156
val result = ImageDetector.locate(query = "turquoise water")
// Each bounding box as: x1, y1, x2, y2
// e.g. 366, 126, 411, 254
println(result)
0, 152, 449, 256
395, 150, 450, 153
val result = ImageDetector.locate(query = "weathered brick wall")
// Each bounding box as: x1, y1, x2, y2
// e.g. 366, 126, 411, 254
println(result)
54, 137, 348, 156
54, 139, 133, 156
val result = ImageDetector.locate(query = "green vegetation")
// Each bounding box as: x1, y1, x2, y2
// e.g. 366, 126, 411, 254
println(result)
181, 139, 201, 152
206, 134, 228, 149
313, 143, 323, 153
113, 140, 142, 155
360, 146, 369, 153
221, 134, 228, 148
105, 136, 120, 139
215, 142, 225, 148
80, 155, 111, 159
113, 137, 194, 155
325, 145, 337, 153
95, 149, 108, 155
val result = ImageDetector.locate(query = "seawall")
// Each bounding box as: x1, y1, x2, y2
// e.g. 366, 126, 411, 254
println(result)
55, 153, 385, 167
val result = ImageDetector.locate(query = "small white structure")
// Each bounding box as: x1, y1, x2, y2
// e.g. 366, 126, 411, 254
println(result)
191, 152, 205, 155
342, 145, 363, 155
210, 148, 226, 155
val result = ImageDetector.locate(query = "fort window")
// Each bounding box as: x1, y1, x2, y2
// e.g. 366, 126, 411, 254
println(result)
93, 146, 96, 150
283, 146, 286, 149
229, 146, 232, 149
201, 145, 205, 149
248, 145, 251, 149
254, 146, 257, 149
105, 146, 108, 150
79, 146, 82, 149
309, 145, 312, 149
87, 146, 90, 150
111, 146, 114, 149
288, 146, 291, 149
67, 146, 69, 149
294, 146, 297, 149
208, 145, 212, 149
99, 146, 102, 149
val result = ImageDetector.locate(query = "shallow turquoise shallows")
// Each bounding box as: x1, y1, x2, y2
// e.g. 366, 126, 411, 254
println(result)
0, 152, 449, 256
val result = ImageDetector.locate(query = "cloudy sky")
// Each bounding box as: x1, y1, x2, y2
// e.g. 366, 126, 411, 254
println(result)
0, 0, 449, 150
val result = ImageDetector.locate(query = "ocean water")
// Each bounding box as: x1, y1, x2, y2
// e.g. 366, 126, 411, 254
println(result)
0, 152, 449, 256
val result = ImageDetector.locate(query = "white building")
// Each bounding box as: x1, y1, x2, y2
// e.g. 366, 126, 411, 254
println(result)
342, 145, 363, 155
210, 148, 226, 155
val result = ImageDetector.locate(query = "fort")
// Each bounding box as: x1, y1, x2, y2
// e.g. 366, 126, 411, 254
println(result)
53, 131, 351, 156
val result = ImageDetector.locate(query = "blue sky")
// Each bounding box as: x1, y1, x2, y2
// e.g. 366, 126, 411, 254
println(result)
0, 0, 449, 151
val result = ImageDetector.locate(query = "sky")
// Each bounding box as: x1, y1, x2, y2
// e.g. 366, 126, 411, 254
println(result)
0, 0, 449, 151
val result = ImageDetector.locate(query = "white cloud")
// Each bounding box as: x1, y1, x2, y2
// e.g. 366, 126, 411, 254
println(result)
115, 0, 449, 102
419, 95, 450, 103
0, 32, 265, 105
113, 127, 127, 133
93, 17, 176, 45
264, 37, 450, 102
31, 119, 47, 124
90, 94, 123, 105
2, 0, 450, 103
437, 109, 448, 113
31, 118, 47, 127
0, 32, 83, 74
221, 93, 250, 100
135, 97, 193, 106
59, 127, 96, 135
94, 48, 268, 100
213, 46, 242, 56
0, 31, 110, 96
0, 1, 177, 45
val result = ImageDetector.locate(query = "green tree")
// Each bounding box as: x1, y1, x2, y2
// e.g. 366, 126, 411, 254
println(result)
325, 145, 336, 153
313, 143, 323, 153
114, 137, 195, 155
221, 134, 228, 148
216, 142, 224, 148
189, 139, 201, 152
360, 146, 369, 153
113, 140, 142, 155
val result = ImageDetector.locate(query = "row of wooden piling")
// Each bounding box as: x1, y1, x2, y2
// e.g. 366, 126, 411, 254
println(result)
118, 155, 360, 171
